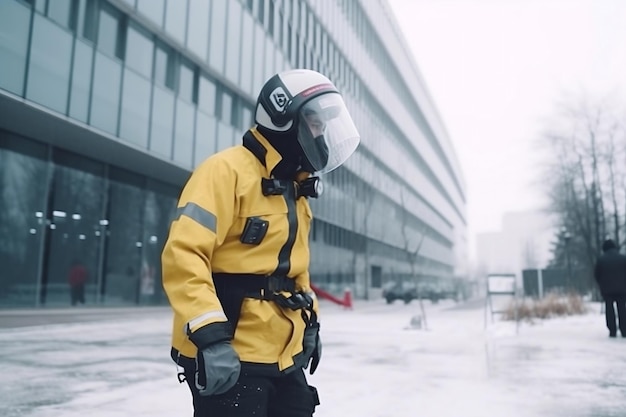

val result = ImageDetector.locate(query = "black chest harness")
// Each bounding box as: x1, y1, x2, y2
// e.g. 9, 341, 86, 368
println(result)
212, 132, 318, 334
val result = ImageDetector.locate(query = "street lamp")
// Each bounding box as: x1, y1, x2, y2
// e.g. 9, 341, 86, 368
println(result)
561, 227, 572, 292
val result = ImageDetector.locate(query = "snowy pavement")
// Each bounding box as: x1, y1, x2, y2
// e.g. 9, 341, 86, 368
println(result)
1, 298, 625, 417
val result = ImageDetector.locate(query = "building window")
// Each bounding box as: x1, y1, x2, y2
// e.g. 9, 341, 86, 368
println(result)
0, 0, 31, 95
208, 0, 227, 73
257, 0, 265, 25
225, 1, 242, 85
90, 52, 122, 135
164, 0, 187, 44
173, 99, 195, 166
150, 85, 175, 157
47, 0, 73, 29
26, 14, 73, 114
268, 0, 275, 37
177, 60, 195, 103
119, 68, 151, 147
137, 0, 165, 27
241, 105, 253, 129
220, 89, 233, 125
69, 40, 94, 122
125, 23, 153, 78
97, 4, 123, 59
198, 75, 216, 115
187, 0, 210, 60
154, 43, 174, 89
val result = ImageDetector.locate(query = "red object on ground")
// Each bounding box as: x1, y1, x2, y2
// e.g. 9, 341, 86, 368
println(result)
311, 284, 353, 309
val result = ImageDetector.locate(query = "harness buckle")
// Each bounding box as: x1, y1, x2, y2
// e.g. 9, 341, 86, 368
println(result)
261, 178, 288, 196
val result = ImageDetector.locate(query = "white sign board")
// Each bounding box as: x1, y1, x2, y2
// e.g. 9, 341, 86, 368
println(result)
487, 274, 516, 294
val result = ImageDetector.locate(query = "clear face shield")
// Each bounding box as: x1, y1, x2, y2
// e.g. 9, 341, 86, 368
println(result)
296, 93, 361, 174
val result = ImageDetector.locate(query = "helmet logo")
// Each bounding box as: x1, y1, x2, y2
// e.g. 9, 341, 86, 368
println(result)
270, 87, 289, 112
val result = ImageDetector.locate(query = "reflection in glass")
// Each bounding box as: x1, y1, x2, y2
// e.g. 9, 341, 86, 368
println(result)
90, 52, 122, 135
141, 180, 178, 305
173, 99, 195, 167
69, 40, 94, 122
45, 150, 105, 306
119, 69, 151, 147
150, 85, 175, 157
0, 134, 48, 307
104, 168, 144, 305
187, 0, 210, 60
26, 15, 73, 113
0, 0, 30, 95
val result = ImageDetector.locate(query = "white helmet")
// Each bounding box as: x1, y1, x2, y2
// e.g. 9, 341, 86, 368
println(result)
255, 69, 360, 174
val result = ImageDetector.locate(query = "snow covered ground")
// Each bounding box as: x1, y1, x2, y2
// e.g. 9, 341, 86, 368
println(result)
1, 298, 625, 417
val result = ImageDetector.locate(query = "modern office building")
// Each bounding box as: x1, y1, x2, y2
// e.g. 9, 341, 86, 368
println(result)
0, 0, 467, 307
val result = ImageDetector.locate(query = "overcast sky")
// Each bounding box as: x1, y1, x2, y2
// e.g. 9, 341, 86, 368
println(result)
386, 0, 626, 243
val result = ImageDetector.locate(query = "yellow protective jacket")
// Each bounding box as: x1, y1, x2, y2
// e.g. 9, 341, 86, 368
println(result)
162, 127, 316, 375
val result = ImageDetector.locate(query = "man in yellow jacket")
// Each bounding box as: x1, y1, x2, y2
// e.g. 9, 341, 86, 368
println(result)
162, 69, 360, 416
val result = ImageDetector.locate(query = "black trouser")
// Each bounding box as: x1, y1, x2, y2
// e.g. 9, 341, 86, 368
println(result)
604, 295, 626, 335
182, 364, 318, 417
70, 284, 85, 305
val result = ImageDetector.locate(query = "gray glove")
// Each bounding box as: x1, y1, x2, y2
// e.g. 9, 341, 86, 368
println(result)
195, 341, 241, 396
302, 322, 321, 374
189, 322, 241, 397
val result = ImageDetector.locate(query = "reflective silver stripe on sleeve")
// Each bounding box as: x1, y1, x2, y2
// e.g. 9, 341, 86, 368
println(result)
184, 310, 228, 334
176, 202, 217, 233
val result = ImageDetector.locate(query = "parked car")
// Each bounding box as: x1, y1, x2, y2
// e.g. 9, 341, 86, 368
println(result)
383, 280, 462, 304
382, 281, 418, 304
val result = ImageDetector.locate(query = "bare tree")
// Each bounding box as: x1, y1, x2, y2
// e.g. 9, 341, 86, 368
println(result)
541, 93, 626, 290
399, 188, 428, 329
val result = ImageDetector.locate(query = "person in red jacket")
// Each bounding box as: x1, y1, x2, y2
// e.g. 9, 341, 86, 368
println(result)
68, 260, 88, 306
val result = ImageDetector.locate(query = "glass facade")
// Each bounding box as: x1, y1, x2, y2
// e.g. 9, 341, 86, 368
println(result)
0, 0, 467, 307
0, 132, 179, 306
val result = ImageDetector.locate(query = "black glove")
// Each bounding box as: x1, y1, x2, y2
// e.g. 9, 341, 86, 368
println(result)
189, 323, 241, 396
302, 322, 322, 374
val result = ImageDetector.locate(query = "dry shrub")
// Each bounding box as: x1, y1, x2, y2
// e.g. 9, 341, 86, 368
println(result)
501, 291, 588, 322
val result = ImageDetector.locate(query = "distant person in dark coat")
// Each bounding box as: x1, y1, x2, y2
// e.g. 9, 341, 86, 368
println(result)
594, 239, 626, 337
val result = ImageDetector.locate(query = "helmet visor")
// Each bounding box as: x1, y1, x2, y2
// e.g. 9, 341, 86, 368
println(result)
296, 93, 360, 174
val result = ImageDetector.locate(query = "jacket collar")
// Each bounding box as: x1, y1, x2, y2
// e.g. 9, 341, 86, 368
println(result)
243, 127, 283, 177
